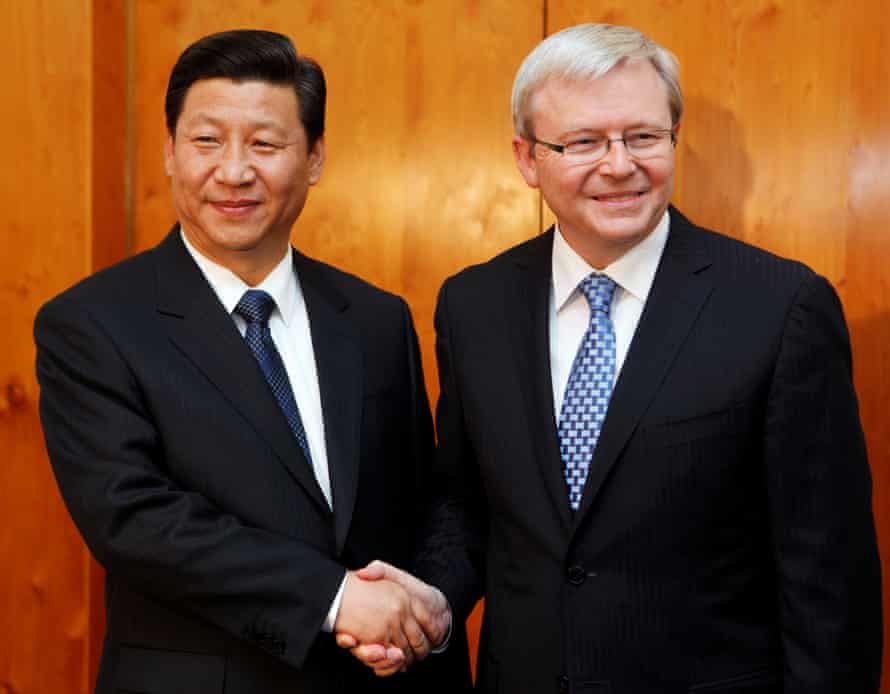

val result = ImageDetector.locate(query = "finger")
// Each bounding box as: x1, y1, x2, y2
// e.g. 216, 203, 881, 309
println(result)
335, 632, 358, 649
372, 662, 403, 677
403, 613, 430, 662
385, 645, 406, 662
409, 590, 449, 647
351, 643, 391, 664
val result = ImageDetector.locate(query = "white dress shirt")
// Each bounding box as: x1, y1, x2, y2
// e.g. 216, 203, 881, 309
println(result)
181, 231, 345, 630
549, 211, 670, 418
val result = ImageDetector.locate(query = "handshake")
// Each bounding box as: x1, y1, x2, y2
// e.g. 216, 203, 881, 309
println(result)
333, 560, 452, 677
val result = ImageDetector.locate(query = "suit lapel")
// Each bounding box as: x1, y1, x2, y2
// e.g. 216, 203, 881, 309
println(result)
574, 209, 715, 527
294, 252, 363, 555
153, 229, 331, 514
508, 230, 573, 535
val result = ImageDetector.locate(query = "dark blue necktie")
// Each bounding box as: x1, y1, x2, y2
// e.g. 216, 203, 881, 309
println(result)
558, 274, 617, 510
235, 289, 313, 464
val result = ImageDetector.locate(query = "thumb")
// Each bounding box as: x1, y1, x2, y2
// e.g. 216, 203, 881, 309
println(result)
336, 632, 358, 648
355, 559, 391, 581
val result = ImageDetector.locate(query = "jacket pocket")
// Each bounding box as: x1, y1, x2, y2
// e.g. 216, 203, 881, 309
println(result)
115, 645, 224, 694
689, 667, 779, 693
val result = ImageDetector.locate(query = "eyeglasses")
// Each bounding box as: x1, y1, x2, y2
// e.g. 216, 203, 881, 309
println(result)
528, 128, 676, 164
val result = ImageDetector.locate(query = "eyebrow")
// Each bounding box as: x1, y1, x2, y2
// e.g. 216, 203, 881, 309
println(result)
183, 114, 289, 134
558, 121, 669, 137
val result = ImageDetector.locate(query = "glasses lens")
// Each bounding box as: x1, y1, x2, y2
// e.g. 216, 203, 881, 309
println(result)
625, 132, 669, 158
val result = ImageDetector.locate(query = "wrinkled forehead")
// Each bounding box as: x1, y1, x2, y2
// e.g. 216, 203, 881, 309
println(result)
527, 61, 672, 131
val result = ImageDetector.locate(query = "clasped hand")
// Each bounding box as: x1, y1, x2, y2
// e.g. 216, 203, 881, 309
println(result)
333, 560, 451, 677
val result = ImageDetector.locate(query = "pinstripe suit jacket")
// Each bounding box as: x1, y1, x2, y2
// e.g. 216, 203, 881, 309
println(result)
417, 208, 881, 694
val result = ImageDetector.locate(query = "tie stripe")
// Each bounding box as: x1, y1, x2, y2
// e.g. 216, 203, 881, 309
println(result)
235, 289, 313, 464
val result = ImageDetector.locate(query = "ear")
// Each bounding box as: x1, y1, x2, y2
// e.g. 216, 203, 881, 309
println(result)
307, 136, 326, 186
164, 134, 175, 177
512, 135, 540, 189
671, 120, 681, 146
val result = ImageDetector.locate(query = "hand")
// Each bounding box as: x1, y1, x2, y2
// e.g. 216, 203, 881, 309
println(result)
333, 571, 425, 676
336, 560, 452, 674
359, 560, 452, 650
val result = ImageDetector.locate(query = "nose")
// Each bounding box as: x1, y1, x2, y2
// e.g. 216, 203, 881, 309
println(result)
597, 139, 636, 178
214, 142, 256, 186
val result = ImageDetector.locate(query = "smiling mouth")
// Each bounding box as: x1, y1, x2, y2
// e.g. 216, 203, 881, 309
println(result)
210, 200, 261, 216
212, 200, 260, 208
592, 191, 646, 202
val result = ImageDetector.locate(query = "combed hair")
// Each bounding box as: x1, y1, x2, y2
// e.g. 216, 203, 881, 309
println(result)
511, 24, 682, 138
165, 29, 325, 147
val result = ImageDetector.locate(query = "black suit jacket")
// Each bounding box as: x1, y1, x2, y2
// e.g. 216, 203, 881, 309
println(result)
35, 229, 471, 693
417, 208, 881, 693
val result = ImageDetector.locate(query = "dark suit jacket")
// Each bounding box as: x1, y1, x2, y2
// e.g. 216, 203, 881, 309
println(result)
35, 228, 471, 693
417, 208, 881, 694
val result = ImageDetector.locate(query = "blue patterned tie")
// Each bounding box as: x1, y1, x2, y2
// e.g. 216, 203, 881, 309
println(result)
558, 274, 617, 510
235, 289, 313, 464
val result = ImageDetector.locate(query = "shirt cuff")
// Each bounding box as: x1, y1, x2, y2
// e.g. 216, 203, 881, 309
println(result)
430, 603, 453, 654
321, 574, 348, 633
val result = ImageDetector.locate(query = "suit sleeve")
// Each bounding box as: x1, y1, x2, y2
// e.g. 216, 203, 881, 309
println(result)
400, 296, 474, 689
414, 279, 487, 622
763, 272, 882, 693
34, 296, 345, 670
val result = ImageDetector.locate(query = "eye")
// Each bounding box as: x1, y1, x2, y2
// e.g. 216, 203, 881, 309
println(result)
563, 137, 604, 155
252, 139, 282, 151
625, 131, 661, 147
192, 135, 220, 147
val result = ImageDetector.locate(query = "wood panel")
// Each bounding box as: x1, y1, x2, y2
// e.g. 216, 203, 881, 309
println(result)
550, 0, 890, 688
129, 0, 544, 677
1, 2, 94, 693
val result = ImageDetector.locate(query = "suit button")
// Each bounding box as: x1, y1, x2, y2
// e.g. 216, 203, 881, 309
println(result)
557, 674, 570, 693
567, 565, 586, 585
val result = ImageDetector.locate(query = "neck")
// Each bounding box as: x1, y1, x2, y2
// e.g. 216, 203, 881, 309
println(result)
181, 229, 289, 287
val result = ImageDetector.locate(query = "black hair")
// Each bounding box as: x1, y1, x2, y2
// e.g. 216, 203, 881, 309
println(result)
165, 29, 325, 147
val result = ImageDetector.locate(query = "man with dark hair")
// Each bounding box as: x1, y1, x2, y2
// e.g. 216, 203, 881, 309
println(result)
35, 29, 468, 693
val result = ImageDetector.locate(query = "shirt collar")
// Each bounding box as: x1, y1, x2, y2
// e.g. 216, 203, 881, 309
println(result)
552, 210, 670, 311
180, 229, 298, 326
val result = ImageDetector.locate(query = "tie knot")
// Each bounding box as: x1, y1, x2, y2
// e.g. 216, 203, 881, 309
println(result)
578, 274, 616, 313
235, 289, 276, 324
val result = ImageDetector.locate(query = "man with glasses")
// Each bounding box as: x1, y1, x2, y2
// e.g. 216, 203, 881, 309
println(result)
348, 22, 881, 693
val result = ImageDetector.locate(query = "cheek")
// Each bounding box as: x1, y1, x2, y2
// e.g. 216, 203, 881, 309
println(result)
546, 170, 588, 198
646, 159, 675, 188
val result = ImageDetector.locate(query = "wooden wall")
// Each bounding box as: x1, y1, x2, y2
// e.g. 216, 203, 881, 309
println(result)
4, 1, 888, 691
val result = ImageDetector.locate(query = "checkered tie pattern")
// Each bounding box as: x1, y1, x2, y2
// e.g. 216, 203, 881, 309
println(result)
235, 289, 313, 464
558, 274, 617, 510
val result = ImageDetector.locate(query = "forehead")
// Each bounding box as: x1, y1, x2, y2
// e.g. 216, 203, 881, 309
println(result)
178, 78, 301, 130
529, 59, 671, 132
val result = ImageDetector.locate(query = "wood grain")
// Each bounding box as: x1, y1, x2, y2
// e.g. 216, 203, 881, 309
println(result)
2, 2, 94, 692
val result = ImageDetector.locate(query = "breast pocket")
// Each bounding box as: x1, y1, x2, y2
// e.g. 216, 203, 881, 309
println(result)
689, 667, 779, 693
115, 645, 224, 694
644, 405, 747, 448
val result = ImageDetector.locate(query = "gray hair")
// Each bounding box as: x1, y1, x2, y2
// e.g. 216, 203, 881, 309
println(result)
511, 23, 683, 138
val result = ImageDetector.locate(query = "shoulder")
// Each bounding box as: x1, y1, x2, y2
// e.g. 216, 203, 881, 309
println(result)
37, 245, 158, 324
440, 231, 552, 296
293, 251, 411, 320
669, 208, 816, 292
